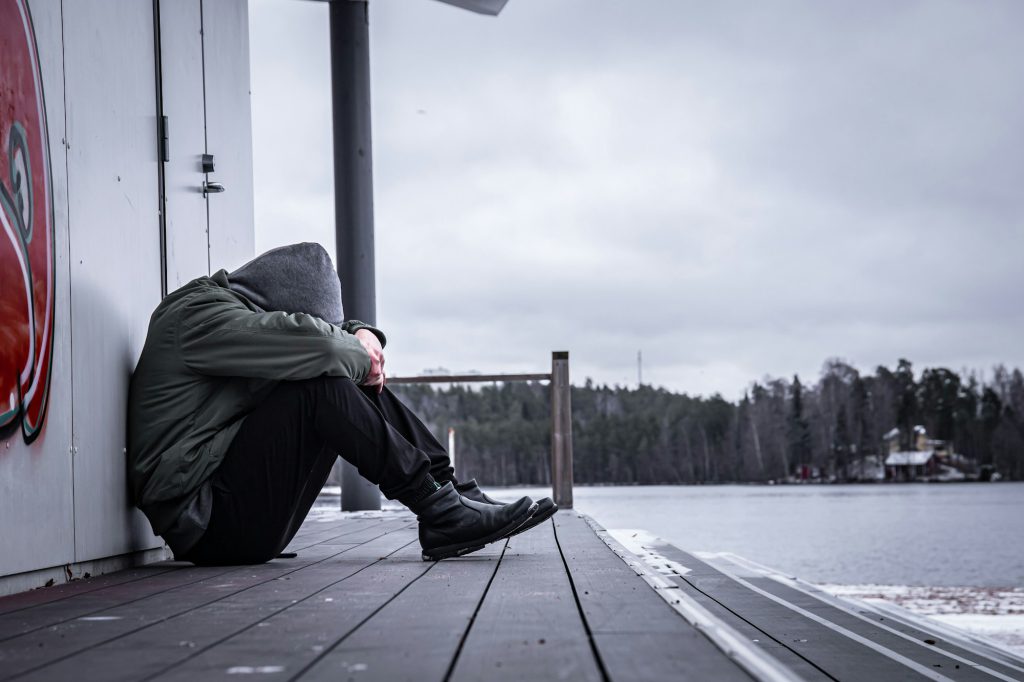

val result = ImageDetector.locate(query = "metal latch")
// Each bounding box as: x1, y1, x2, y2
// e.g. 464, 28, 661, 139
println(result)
203, 180, 225, 195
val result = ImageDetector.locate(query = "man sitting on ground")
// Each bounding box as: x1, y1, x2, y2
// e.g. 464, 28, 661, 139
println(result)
127, 242, 556, 564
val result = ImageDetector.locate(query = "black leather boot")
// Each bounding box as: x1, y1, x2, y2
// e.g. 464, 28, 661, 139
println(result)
414, 482, 537, 561
455, 479, 558, 537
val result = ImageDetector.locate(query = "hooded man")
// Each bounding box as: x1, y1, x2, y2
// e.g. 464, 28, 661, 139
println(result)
127, 242, 556, 564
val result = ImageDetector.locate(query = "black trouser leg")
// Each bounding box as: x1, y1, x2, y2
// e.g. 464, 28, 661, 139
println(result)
358, 385, 456, 484
184, 377, 434, 566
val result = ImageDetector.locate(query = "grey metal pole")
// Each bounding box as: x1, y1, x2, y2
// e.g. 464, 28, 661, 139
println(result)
330, 0, 381, 511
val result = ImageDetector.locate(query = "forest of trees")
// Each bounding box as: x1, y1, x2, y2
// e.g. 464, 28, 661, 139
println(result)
391, 359, 1024, 486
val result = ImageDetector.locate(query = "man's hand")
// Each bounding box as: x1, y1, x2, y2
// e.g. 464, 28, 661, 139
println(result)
354, 328, 385, 392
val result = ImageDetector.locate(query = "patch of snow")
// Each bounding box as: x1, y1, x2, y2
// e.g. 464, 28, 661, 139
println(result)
226, 666, 285, 674
884, 450, 934, 466
930, 614, 1024, 655
820, 584, 1024, 656
607, 528, 692, 576
933, 464, 966, 482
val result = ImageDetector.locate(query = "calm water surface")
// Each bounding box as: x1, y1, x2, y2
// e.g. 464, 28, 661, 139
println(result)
498, 482, 1024, 587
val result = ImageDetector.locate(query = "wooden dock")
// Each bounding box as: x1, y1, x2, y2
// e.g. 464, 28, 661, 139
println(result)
0, 510, 1021, 681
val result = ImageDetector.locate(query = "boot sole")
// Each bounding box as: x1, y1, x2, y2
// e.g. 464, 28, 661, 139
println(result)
421, 501, 539, 561
507, 501, 558, 538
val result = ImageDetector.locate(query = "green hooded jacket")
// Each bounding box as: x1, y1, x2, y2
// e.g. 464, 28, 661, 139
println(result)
127, 269, 383, 554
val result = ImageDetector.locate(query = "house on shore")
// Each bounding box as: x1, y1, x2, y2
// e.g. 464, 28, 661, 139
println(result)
885, 449, 938, 481
883, 426, 969, 482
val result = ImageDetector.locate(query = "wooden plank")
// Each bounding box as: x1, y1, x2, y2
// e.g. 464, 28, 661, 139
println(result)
667, 575, 832, 681
284, 516, 392, 552
750, 576, 1021, 682
15, 529, 418, 682
288, 511, 390, 534
300, 543, 507, 682
0, 515, 365, 615
593, 634, 750, 682
284, 514, 379, 541
663, 547, 946, 681
0, 565, 179, 618
667, 545, 1022, 680
449, 518, 603, 682
149, 534, 428, 681
0, 564, 239, 642
553, 513, 751, 682
282, 517, 413, 559
12, 545, 362, 682
7, 521, 410, 681
0, 540, 366, 680
852, 608, 1024, 680
0, 515, 400, 644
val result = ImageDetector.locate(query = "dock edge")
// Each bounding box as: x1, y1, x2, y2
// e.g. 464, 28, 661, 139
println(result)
579, 513, 802, 682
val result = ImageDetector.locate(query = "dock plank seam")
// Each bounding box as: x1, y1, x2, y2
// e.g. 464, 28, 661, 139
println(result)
284, 543, 438, 681
285, 518, 381, 545
0, 517, 402, 637
743, 576, 1024, 682
581, 515, 802, 682
136, 536, 420, 681
682, 567, 961, 682
670, 574, 839, 681
442, 540, 509, 682
287, 517, 403, 551
551, 519, 612, 682
0, 566, 182, 620
446, 517, 604, 681
0, 565, 240, 646
852, 606, 1024, 679
5, 524, 413, 680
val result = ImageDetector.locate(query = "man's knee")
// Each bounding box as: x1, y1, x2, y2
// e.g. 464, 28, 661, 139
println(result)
281, 375, 362, 401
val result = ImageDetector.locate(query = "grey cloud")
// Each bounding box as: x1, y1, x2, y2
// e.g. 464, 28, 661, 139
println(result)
250, 0, 1024, 397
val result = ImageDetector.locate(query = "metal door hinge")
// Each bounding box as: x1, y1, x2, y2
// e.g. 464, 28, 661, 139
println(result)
158, 116, 169, 162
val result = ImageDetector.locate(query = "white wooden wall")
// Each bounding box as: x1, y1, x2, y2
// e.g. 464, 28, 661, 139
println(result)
0, 0, 74, 579
162, 0, 256, 290
0, 0, 255, 582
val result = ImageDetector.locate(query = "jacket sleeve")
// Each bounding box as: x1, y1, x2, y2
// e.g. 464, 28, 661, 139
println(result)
341, 320, 387, 348
178, 288, 372, 381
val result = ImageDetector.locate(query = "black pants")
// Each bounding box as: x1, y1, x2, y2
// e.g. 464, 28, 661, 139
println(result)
184, 377, 454, 565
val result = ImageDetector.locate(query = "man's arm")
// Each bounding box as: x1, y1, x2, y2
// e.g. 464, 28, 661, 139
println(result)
341, 320, 386, 348
354, 328, 385, 391
178, 288, 372, 381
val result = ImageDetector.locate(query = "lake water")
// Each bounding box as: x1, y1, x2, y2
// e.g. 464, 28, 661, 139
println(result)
496, 482, 1024, 587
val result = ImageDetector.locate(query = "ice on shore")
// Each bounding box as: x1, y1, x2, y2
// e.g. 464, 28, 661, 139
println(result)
820, 584, 1024, 656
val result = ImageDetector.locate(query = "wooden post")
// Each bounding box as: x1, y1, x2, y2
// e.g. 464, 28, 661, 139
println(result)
448, 427, 456, 471
551, 351, 573, 508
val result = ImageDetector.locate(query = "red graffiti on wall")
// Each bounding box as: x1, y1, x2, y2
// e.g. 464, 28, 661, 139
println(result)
1, 0, 55, 444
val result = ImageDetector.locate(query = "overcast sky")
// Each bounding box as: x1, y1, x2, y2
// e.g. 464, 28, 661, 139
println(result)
249, 0, 1023, 398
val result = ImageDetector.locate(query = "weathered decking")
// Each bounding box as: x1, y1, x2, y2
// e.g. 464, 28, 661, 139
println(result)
0, 510, 1021, 681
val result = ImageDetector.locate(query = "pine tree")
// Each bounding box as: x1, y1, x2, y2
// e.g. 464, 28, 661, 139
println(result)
787, 375, 812, 477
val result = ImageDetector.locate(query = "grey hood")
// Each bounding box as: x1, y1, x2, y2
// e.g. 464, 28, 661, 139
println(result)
227, 242, 344, 325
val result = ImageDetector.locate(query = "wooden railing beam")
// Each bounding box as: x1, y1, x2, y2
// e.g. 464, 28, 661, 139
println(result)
387, 373, 551, 385
386, 355, 574, 509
